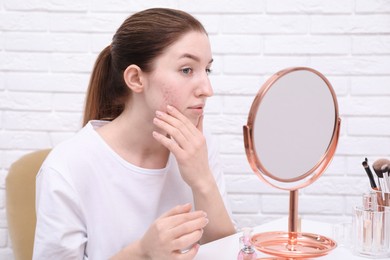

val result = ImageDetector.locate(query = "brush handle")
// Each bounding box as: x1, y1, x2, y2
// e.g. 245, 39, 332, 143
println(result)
363, 162, 377, 189
381, 165, 390, 193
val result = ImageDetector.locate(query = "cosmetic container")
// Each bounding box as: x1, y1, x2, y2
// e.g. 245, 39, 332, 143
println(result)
331, 222, 351, 248
352, 205, 390, 258
237, 227, 257, 260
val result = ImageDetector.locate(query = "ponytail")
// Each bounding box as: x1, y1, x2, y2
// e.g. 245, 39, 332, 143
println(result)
83, 45, 128, 126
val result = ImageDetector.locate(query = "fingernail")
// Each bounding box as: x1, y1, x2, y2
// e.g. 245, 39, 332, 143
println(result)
194, 243, 200, 250
167, 104, 173, 111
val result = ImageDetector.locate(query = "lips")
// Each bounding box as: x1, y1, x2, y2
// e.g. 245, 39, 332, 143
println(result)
188, 104, 205, 115
190, 105, 204, 110
188, 103, 205, 110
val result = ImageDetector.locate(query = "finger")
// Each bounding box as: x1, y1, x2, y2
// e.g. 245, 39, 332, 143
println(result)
152, 130, 184, 155
154, 109, 202, 152
165, 106, 204, 148
173, 230, 203, 254
155, 109, 195, 144
166, 105, 199, 136
163, 211, 208, 233
153, 116, 190, 148
158, 204, 208, 229
159, 203, 192, 219
175, 243, 200, 260
169, 216, 208, 239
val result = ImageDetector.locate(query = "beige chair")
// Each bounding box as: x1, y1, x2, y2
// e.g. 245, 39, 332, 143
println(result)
6, 149, 51, 260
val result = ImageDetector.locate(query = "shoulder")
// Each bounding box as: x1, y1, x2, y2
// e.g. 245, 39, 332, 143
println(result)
39, 121, 104, 179
44, 124, 91, 161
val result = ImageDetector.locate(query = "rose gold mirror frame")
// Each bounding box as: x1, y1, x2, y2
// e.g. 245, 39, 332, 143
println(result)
243, 67, 341, 258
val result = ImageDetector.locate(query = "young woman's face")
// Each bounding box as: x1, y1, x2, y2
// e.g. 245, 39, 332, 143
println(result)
143, 31, 214, 126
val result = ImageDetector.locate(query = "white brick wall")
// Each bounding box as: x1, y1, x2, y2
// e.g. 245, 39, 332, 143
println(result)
1, 0, 390, 258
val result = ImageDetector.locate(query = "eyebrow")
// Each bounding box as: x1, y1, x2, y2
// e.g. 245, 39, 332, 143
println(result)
179, 53, 213, 64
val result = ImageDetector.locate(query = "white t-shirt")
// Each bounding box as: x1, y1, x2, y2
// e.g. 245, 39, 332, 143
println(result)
33, 120, 230, 260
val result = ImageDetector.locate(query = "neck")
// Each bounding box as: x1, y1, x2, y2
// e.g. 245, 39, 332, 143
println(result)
96, 109, 170, 169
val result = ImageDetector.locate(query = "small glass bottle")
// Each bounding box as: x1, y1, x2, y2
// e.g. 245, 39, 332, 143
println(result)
237, 227, 257, 260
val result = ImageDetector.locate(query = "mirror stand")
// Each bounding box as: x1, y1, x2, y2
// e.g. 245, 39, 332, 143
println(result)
287, 190, 300, 253
251, 189, 337, 258
288, 190, 299, 234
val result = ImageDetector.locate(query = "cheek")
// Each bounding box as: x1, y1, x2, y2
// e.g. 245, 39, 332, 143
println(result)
149, 72, 183, 112
161, 86, 180, 110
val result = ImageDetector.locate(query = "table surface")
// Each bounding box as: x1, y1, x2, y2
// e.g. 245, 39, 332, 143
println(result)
195, 217, 373, 260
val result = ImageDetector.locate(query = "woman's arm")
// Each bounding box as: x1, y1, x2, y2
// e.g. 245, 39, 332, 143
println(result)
191, 173, 235, 243
152, 105, 236, 244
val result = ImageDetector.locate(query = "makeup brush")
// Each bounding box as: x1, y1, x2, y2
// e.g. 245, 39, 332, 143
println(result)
362, 158, 377, 190
380, 164, 390, 193
372, 158, 390, 192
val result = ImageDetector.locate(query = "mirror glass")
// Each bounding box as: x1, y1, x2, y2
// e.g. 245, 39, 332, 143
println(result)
244, 67, 340, 190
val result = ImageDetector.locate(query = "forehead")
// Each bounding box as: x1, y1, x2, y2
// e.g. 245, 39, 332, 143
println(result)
159, 31, 212, 62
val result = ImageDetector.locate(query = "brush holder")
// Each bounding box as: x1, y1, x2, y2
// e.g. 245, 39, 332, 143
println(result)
352, 202, 390, 258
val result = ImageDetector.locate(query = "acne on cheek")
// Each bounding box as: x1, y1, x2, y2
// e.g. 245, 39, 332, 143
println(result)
161, 89, 177, 112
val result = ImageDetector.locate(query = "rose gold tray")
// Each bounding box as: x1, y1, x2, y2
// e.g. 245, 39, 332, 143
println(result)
251, 231, 337, 258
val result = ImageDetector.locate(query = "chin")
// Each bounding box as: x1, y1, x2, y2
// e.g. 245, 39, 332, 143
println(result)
184, 115, 198, 126
193, 116, 202, 127
183, 110, 202, 127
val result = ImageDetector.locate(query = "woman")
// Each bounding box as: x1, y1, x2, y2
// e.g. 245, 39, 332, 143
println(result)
33, 8, 235, 260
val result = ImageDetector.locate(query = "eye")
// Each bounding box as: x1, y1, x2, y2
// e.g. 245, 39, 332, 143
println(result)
181, 67, 193, 75
206, 68, 212, 75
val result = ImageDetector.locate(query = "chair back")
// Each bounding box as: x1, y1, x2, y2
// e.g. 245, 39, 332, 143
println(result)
6, 149, 51, 260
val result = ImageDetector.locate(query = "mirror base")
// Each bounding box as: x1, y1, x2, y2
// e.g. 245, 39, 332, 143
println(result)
251, 231, 336, 258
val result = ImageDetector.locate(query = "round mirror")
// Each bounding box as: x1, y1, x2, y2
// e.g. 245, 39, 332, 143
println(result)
243, 67, 341, 259
243, 67, 340, 190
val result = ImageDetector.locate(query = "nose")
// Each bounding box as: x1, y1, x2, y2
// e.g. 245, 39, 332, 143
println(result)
195, 73, 214, 97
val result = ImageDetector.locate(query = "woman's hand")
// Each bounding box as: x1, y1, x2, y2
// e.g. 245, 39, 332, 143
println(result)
152, 105, 213, 189
139, 203, 208, 260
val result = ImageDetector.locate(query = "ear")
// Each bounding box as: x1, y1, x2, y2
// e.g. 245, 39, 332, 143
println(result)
123, 64, 144, 93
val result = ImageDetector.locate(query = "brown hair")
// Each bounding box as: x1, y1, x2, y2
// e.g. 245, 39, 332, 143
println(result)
83, 8, 207, 126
